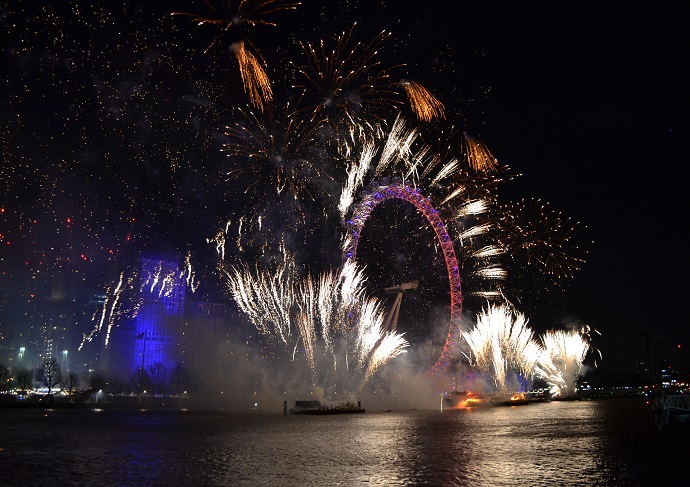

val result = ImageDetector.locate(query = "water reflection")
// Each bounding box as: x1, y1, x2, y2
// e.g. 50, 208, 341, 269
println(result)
0, 400, 669, 486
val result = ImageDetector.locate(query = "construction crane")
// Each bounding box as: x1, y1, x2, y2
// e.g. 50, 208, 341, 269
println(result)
382, 281, 418, 332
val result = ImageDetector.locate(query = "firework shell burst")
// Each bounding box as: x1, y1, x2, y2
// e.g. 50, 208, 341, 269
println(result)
171, 0, 301, 110
292, 24, 445, 157
495, 198, 590, 280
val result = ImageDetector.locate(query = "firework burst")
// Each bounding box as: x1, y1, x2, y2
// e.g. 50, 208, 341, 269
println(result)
171, 0, 300, 109
292, 25, 444, 156
224, 104, 325, 200
495, 198, 589, 280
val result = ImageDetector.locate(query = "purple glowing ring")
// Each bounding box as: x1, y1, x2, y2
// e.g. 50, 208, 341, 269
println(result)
342, 182, 462, 370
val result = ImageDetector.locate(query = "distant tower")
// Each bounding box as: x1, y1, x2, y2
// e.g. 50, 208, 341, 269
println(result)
132, 252, 186, 374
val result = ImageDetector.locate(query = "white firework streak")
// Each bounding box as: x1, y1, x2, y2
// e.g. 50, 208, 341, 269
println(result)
141, 261, 178, 298
463, 305, 540, 394
373, 115, 417, 179
469, 290, 504, 299
472, 245, 504, 259
364, 332, 408, 382
418, 149, 443, 181
458, 222, 492, 240
338, 259, 367, 314
296, 281, 316, 371
225, 258, 408, 388
431, 158, 459, 186
441, 186, 467, 208
353, 297, 386, 371
456, 199, 489, 218
207, 228, 226, 261
183, 251, 198, 293
339, 140, 375, 220
225, 258, 296, 345
474, 265, 507, 280
79, 270, 139, 350
403, 145, 437, 185
104, 273, 125, 347
237, 216, 244, 252
317, 269, 344, 350
534, 330, 590, 397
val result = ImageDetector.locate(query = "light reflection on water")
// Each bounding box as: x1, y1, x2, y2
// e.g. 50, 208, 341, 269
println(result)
0, 399, 679, 486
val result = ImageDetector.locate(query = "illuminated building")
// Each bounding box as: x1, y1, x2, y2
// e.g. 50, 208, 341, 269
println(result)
96, 251, 187, 380
131, 252, 187, 375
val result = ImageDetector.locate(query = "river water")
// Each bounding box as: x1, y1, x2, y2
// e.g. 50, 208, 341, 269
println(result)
0, 398, 684, 486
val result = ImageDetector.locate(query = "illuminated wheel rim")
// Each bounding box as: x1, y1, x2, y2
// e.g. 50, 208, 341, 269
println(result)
342, 182, 462, 370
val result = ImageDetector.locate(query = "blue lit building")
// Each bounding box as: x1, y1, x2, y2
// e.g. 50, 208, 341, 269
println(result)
131, 253, 186, 375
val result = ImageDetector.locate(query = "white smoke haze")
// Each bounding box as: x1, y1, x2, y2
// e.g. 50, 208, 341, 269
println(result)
182, 290, 471, 412
184, 326, 441, 412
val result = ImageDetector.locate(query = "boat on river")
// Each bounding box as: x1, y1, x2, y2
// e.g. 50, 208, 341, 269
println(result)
289, 400, 365, 415
443, 391, 530, 408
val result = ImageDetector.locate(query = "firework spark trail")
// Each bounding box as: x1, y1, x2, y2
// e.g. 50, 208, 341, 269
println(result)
293, 25, 435, 155
296, 278, 316, 370
438, 185, 465, 206
225, 249, 296, 344
338, 259, 367, 314
232, 41, 273, 111
104, 273, 125, 346
207, 227, 227, 261
372, 115, 417, 179
184, 250, 198, 292
463, 304, 540, 394
142, 261, 181, 298
431, 158, 459, 186
338, 139, 375, 220
224, 105, 323, 203
462, 133, 498, 173
316, 271, 337, 350
79, 270, 140, 350
364, 332, 408, 381
535, 329, 590, 397
353, 298, 386, 371
455, 199, 490, 219
400, 79, 445, 122
472, 245, 504, 259
474, 266, 507, 280
458, 222, 492, 241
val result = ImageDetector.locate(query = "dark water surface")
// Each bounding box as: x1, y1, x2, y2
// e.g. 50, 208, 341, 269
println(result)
0, 399, 685, 486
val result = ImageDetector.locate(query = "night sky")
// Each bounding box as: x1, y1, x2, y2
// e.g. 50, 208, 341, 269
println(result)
2, 1, 689, 375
